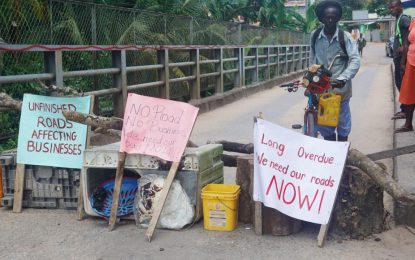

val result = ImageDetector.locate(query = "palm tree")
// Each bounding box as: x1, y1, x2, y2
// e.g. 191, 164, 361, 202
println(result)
257, 0, 286, 28
204, 0, 252, 21
133, 0, 207, 17
282, 3, 318, 33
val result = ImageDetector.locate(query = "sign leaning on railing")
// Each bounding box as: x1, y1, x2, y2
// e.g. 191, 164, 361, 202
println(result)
120, 94, 199, 162
108, 93, 199, 241
17, 94, 91, 169
253, 118, 349, 225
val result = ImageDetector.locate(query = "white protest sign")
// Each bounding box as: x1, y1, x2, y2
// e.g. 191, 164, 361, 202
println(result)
253, 118, 349, 224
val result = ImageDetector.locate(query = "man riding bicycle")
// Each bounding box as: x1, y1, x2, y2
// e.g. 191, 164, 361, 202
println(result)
310, 0, 360, 142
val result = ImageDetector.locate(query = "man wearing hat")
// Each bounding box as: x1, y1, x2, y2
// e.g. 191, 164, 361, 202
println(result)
311, 0, 360, 142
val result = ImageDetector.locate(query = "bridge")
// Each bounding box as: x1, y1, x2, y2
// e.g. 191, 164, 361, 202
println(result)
0, 43, 308, 116
1, 41, 415, 258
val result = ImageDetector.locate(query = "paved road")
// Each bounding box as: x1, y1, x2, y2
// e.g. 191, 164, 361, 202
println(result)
192, 42, 395, 183
192, 43, 394, 155
1, 43, 415, 260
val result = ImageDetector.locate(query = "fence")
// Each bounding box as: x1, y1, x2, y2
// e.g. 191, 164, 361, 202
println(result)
0, 43, 310, 148
0, 0, 310, 149
0, 0, 309, 46
0, 43, 310, 112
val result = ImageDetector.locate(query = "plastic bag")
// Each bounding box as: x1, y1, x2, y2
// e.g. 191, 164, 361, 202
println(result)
134, 174, 194, 230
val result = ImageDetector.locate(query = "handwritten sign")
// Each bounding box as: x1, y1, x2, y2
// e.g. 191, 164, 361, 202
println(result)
253, 118, 349, 224
120, 94, 199, 162
17, 94, 91, 169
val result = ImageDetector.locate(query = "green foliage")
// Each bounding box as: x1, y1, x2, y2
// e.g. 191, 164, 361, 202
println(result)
131, 0, 207, 17
367, 0, 390, 17
304, 2, 318, 33
206, 0, 250, 21
0, 137, 18, 152
0, 0, 312, 151
257, 0, 285, 28
0, 111, 19, 152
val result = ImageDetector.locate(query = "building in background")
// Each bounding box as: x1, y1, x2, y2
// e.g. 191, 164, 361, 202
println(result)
284, 0, 310, 16
341, 10, 394, 42
403, 0, 415, 16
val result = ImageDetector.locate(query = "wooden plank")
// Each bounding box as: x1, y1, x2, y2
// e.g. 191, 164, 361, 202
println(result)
253, 113, 263, 235
76, 174, 86, 221
367, 144, 415, 161
146, 161, 180, 242
317, 224, 329, 247
254, 202, 263, 235
108, 152, 126, 231
12, 163, 25, 213
77, 95, 94, 221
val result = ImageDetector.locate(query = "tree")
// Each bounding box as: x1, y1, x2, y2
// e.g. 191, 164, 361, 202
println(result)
367, 0, 390, 17
339, 0, 370, 20
257, 0, 286, 28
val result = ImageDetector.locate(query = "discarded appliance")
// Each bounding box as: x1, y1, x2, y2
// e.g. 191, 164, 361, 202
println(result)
81, 143, 224, 221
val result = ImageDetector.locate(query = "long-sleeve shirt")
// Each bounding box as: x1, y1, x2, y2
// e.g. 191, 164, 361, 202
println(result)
309, 27, 361, 100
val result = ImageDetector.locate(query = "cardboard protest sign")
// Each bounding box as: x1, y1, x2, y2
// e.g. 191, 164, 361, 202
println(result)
17, 94, 91, 169
253, 118, 349, 225
120, 93, 199, 162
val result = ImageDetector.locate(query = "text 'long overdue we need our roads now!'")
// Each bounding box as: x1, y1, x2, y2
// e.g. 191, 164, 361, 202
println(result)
253, 118, 349, 224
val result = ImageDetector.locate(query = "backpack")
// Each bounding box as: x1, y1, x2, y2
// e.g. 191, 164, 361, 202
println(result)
311, 27, 348, 58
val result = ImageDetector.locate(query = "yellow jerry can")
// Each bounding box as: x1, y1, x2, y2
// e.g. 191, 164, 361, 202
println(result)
317, 93, 341, 127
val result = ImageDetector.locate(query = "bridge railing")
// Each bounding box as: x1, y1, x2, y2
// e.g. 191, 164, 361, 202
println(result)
0, 44, 310, 117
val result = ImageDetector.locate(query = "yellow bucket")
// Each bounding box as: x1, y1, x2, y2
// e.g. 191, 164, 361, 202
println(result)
201, 184, 240, 231
317, 93, 341, 127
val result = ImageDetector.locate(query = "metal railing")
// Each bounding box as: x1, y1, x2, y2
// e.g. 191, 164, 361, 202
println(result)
0, 44, 310, 116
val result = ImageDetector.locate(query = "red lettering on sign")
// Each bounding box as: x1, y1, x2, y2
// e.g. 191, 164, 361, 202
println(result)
266, 175, 326, 213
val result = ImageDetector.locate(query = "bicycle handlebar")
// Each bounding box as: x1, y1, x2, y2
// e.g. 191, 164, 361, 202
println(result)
280, 53, 348, 93
279, 80, 302, 92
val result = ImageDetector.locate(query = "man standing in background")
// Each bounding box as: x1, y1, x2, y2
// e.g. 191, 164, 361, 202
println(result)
357, 34, 367, 57
389, 0, 411, 120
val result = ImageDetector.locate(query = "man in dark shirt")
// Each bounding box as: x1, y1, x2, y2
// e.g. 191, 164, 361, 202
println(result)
389, 0, 411, 119
357, 34, 366, 57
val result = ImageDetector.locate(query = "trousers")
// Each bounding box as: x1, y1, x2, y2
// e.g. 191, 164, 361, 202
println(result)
316, 99, 351, 138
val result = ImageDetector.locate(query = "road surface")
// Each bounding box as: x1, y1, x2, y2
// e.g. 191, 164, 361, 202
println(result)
1, 43, 414, 260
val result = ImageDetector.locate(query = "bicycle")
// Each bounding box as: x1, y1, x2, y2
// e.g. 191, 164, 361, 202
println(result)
279, 54, 347, 137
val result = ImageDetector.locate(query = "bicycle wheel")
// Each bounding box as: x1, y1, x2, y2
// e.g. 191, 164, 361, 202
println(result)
304, 112, 316, 137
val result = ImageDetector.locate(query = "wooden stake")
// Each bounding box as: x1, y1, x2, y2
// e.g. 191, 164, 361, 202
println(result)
76, 176, 86, 221
317, 224, 329, 247
254, 113, 263, 235
12, 163, 25, 213
146, 161, 180, 242
77, 95, 94, 221
108, 152, 127, 231
254, 201, 263, 235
